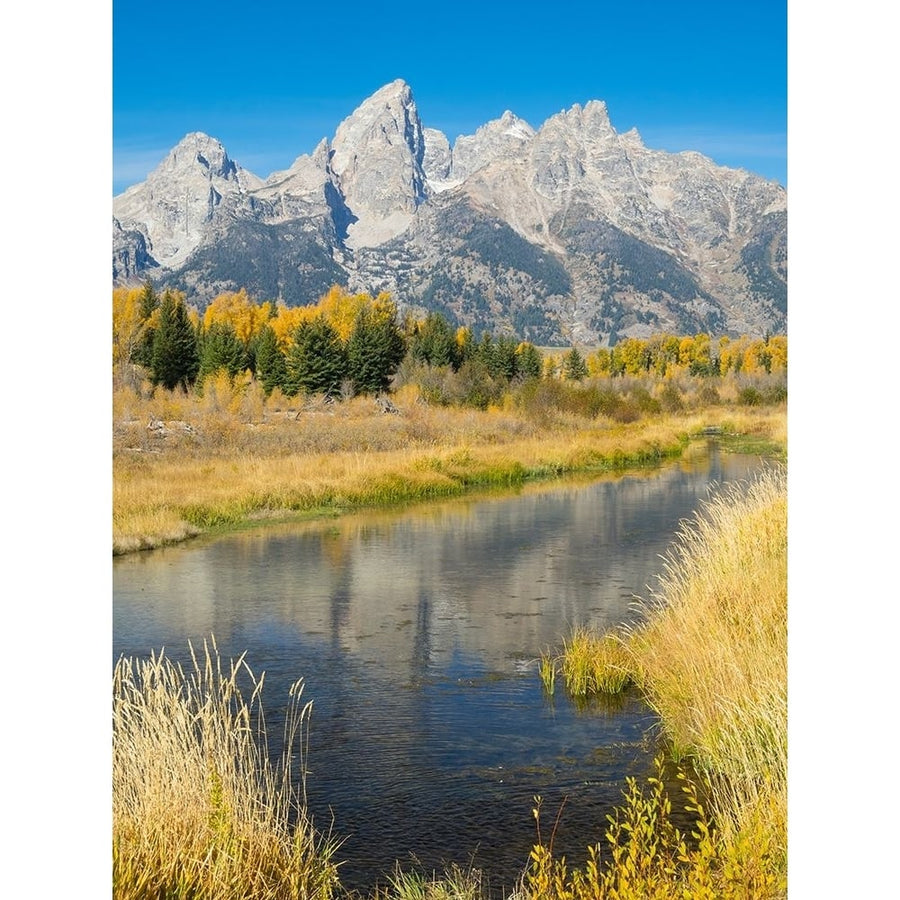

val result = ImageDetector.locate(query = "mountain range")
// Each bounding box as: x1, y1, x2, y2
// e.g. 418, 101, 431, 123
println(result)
112, 79, 787, 346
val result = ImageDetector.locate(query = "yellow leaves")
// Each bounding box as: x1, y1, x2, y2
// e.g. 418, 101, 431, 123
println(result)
268, 285, 398, 350
519, 754, 786, 899
112, 286, 145, 366
203, 288, 272, 345
270, 303, 314, 351
614, 336, 648, 375
587, 348, 611, 377
767, 335, 787, 373
316, 284, 398, 341
456, 325, 474, 355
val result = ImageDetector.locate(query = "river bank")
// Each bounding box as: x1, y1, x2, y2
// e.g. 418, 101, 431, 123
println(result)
113, 386, 786, 555
113, 444, 788, 899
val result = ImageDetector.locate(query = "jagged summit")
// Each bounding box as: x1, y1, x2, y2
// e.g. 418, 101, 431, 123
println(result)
113, 131, 262, 270
112, 80, 787, 344
329, 78, 427, 246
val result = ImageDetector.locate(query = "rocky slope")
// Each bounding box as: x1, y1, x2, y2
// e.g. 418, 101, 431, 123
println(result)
113, 79, 787, 344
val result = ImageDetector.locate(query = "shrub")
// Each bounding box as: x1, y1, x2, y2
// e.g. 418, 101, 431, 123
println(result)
737, 386, 763, 406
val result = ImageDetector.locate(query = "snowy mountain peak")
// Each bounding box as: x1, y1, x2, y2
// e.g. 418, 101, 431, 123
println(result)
112, 81, 787, 343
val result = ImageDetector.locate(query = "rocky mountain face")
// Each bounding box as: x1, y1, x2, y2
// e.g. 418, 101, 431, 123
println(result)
112, 79, 787, 345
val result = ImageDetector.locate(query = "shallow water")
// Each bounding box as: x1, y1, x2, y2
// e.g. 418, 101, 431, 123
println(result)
113, 442, 769, 895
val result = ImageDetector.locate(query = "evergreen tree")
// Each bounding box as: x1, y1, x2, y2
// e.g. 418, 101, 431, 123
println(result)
562, 347, 589, 382
285, 316, 347, 397
253, 324, 287, 396
132, 280, 159, 368
490, 335, 520, 381
149, 290, 199, 390
409, 312, 459, 369
197, 321, 246, 383
347, 305, 406, 394
515, 342, 543, 381
473, 332, 494, 373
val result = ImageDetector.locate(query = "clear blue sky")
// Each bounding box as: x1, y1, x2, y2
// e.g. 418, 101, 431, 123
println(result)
113, 0, 787, 195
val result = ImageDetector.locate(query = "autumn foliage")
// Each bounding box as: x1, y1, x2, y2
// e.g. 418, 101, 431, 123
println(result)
113, 281, 787, 406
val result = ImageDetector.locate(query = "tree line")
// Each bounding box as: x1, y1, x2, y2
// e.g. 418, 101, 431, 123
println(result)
112, 282, 786, 404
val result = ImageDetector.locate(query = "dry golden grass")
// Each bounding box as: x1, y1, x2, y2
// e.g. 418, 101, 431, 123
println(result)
113, 638, 341, 900
628, 466, 787, 842
113, 378, 785, 554
527, 466, 787, 899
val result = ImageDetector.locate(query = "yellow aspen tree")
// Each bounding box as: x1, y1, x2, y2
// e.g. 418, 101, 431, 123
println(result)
718, 335, 734, 374
768, 335, 788, 373
587, 347, 611, 377
203, 288, 272, 346
741, 338, 767, 374
315, 285, 370, 342
617, 337, 648, 375
543, 353, 561, 379
691, 332, 712, 374
112, 286, 146, 368
270, 302, 317, 352
661, 334, 681, 374
725, 335, 751, 375
368, 292, 400, 328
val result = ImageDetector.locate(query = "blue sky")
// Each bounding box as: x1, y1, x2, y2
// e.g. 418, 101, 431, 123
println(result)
113, 0, 787, 195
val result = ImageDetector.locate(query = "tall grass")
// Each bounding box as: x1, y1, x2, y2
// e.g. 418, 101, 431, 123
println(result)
528, 466, 787, 898
549, 628, 633, 696
372, 863, 485, 900
629, 466, 787, 840
112, 637, 341, 900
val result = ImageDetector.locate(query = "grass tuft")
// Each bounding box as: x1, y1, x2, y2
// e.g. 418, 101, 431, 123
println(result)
374, 863, 485, 900
113, 637, 342, 900
559, 627, 636, 697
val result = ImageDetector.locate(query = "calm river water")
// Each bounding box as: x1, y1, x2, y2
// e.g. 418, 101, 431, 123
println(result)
113, 442, 769, 895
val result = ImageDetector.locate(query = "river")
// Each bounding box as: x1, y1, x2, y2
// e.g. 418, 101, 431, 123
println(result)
113, 441, 770, 895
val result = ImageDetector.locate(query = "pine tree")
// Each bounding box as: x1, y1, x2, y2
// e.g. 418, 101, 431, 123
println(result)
197, 321, 246, 384
515, 342, 543, 380
347, 305, 406, 394
490, 335, 520, 381
409, 312, 459, 368
562, 347, 589, 382
132, 280, 160, 367
149, 290, 199, 390
285, 316, 347, 397
253, 324, 288, 396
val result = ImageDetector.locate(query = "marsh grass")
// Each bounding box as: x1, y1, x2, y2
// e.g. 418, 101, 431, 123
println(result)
113, 376, 785, 554
538, 653, 556, 696
536, 466, 788, 897
371, 863, 485, 900
628, 467, 787, 837
112, 637, 341, 900
557, 628, 635, 697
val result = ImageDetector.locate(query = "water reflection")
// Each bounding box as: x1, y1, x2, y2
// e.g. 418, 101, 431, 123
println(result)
113, 444, 767, 895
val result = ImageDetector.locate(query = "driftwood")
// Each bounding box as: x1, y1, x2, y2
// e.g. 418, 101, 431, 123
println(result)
375, 395, 400, 415
146, 418, 196, 436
